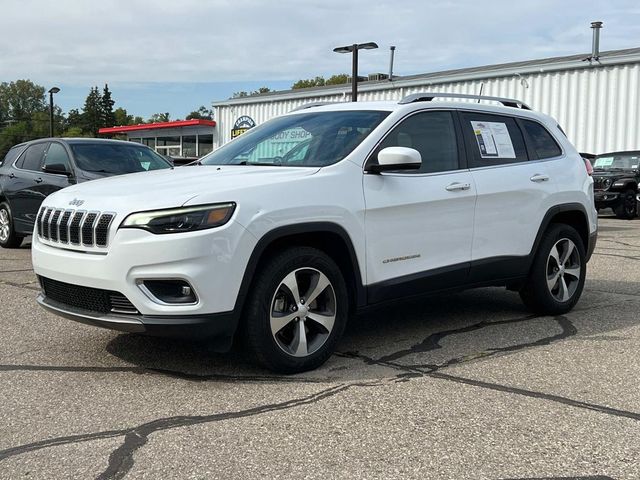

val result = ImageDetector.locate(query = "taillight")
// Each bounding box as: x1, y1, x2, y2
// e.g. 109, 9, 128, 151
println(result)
583, 158, 593, 176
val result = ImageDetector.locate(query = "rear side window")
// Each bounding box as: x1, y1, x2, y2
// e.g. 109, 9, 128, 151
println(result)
375, 111, 460, 174
521, 120, 562, 159
18, 143, 49, 171
2, 146, 25, 167
460, 112, 528, 167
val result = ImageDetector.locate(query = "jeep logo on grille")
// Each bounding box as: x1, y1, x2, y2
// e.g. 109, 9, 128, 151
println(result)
69, 198, 85, 207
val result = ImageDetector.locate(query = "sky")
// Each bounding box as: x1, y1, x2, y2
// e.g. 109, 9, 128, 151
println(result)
1, 0, 639, 120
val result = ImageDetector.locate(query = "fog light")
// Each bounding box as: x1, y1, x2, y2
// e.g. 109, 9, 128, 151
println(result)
138, 279, 197, 305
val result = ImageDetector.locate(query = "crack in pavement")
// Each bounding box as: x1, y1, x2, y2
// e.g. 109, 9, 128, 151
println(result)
0, 382, 381, 479
2, 311, 639, 478
338, 314, 640, 422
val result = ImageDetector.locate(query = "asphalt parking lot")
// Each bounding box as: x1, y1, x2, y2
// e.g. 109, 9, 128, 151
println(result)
1, 215, 639, 480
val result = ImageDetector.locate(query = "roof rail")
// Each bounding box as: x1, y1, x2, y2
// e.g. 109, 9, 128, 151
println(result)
398, 92, 531, 110
291, 102, 340, 112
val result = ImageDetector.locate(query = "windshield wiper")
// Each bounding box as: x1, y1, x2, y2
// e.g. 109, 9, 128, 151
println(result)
83, 169, 118, 174
237, 160, 281, 166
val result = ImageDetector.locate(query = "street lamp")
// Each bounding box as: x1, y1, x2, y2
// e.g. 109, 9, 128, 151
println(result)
48, 87, 60, 137
333, 42, 378, 102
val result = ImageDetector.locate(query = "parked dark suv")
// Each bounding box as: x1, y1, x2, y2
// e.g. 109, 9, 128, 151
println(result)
591, 151, 640, 219
0, 138, 172, 248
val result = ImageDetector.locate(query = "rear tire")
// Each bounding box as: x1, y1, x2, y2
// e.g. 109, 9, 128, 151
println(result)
614, 189, 637, 219
0, 202, 24, 249
519, 224, 586, 315
244, 246, 348, 373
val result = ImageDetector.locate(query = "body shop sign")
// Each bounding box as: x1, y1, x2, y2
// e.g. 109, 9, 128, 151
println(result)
231, 116, 256, 139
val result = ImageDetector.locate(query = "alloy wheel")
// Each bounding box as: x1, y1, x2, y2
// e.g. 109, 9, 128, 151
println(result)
0, 209, 10, 243
546, 238, 581, 302
269, 267, 336, 357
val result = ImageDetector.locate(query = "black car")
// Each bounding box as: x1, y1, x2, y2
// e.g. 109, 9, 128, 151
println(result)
0, 138, 172, 248
591, 151, 640, 219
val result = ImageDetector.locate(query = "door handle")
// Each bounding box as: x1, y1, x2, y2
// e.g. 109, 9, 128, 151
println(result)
35, 177, 43, 183
445, 182, 471, 192
530, 174, 549, 183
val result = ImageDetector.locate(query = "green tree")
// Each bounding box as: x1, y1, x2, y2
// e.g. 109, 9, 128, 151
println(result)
148, 112, 170, 123
292, 76, 325, 89
61, 126, 85, 138
100, 84, 116, 128
326, 74, 349, 85
186, 105, 214, 120
231, 87, 272, 99
0, 121, 30, 158
81, 86, 103, 136
113, 107, 133, 126
0, 80, 46, 124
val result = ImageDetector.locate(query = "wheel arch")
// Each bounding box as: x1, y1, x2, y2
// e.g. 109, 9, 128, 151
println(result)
530, 203, 590, 262
233, 222, 366, 321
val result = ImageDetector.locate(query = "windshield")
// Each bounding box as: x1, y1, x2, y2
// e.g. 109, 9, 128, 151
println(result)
201, 110, 390, 167
71, 143, 172, 174
591, 153, 640, 171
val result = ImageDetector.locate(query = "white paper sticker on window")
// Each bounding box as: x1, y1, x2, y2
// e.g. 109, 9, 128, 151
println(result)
471, 121, 516, 159
594, 157, 614, 168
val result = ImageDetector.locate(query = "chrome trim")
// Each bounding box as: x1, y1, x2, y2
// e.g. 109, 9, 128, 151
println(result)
136, 279, 200, 307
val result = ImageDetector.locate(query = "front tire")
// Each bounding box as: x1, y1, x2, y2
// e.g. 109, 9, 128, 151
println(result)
0, 202, 24, 249
615, 189, 637, 219
244, 247, 349, 373
520, 224, 586, 315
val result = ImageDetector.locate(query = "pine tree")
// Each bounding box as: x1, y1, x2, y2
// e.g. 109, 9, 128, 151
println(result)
101, 84, 116, 128
81, 86, 102, 136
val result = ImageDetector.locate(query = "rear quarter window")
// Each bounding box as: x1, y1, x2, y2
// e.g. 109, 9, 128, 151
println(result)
2, 146, 25, 167
521, 119, 562, 159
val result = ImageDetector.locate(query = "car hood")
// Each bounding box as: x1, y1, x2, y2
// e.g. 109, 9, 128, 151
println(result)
45, 165, 320, 213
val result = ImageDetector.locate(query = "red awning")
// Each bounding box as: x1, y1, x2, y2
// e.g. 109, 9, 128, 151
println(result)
99, 119, 216, 135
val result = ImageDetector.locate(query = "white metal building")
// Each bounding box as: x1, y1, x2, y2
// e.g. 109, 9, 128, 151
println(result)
212, 47, 640, 155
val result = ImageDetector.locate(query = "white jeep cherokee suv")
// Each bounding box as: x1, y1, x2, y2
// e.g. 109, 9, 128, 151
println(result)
32, 93, 597, 373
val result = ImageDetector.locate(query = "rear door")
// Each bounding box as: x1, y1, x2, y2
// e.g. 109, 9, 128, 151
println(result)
363, 110, 476, 303
459, 111, 557, 282
5, 142, 49, 233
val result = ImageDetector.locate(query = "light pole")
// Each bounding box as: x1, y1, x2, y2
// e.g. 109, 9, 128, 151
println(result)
333, 42, 378, 102
48, 87, 60, 137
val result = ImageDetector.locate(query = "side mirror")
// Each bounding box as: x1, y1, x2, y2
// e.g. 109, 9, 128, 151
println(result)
42, 163, 72, 176
368, 147, 422, 174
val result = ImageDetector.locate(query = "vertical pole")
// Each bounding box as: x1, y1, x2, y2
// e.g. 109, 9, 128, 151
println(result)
351, 44, 358, 102
49, 91, 54, 137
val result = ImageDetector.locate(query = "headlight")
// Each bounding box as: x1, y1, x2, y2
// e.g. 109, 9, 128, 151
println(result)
121, 203, 235, 234
602, 178, 612, 189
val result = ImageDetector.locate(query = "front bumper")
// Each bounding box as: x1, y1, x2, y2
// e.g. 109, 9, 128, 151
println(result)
594, 191, 620, 208
37, 294, 237, 348
32, 221, 255, 317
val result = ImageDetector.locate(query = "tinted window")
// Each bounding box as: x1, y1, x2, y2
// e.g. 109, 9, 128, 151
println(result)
20, 143, 48, 171
2, 145, 25, 167
44, 143, 72, 171
70, 143, 171, 174
201, 111, 389, 167
521, 120, 562, 159
376, 111, 459, 174
461, 112, 528, 167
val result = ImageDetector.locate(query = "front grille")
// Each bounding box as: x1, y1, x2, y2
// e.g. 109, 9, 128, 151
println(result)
40, 276, 138, 314
593, 177, 608, 191
38, 207, 115, 248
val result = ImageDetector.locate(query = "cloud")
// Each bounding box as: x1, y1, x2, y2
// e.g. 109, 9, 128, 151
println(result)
1, 0, 638, 86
